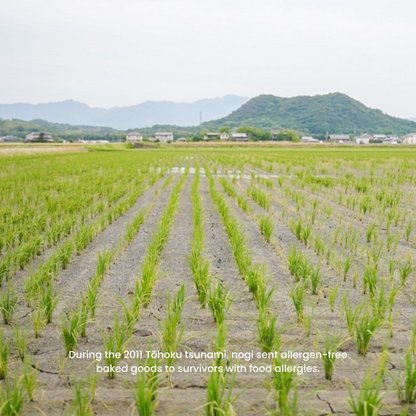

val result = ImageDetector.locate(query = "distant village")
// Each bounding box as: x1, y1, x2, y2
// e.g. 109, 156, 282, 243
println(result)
1, 131, 416, 144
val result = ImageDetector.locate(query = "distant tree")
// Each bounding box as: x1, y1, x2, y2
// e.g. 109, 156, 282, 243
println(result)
276, 130, 300, 142
220, 126, 231, 134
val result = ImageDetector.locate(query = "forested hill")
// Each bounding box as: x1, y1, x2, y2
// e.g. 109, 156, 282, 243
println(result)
202, 93, 416, 135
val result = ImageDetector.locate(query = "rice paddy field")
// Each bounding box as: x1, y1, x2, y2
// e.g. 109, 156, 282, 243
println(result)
2, 146, 416, 415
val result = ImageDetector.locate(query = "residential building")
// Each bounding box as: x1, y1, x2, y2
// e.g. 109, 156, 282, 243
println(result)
220, 132, 229, 140
126, 132, 143, 143
328, 134, 351, 142
402, 134, 416, 144
177, 137, 187, 142
203, 132, 220, 141
231, 133, 248, 142
301, 136, 319, 143
355, 133, 372, 144
155, 132, 174, 142
0, 135, 19, 142
25, 132, 54, 142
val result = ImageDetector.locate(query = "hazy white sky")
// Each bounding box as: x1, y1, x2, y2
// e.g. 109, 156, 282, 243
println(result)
1, 0, 415, 117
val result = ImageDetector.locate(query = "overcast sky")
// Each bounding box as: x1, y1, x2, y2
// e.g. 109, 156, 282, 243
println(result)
1, 0, 415, 117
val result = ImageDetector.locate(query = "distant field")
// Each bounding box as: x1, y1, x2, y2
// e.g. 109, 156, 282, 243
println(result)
1, 148, 416, 415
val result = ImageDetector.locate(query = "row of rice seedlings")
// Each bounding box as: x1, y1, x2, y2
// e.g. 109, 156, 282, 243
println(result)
204, 162, 278, 353
135, 164, 189, 307
190, 163, 211, 306
60, 174, 179, 355
247, 186, 271, 211
220, 177, 252, 215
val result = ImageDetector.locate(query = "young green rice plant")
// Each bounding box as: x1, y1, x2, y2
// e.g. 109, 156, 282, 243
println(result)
259, 215, 275, 243
209, 281, 232, 326
343, 257, 353, 282
393, 349, 416, 404
13, 327, 28, 362
61, 309, 81, 356
267, 356, 298, 416
343, 295, 363, 337
355, 306, 384, 356
406, 219, 413, 242
257, 309, 278, 353
72, 379, 93, 416
32, 304, 45, 339
41, 283, 58, 324
78, 295, 89, 338
131, 342, 160, 416
309, 263, 322, 296
389, 259, 396, 280
21, 356, 38, 402
248, 186, 271, 211
95, 248, 115, 282
317, 329, 346, 380
161, 285, 186, 367
0, 377, 26, 416
399, 259, 414, 287
124, 210, 146, 246
347, 370, 383, 416
103, 314, 129, 379
86, 281, 100, 319
0, 283, 17, 324
0, 329, 9, 380
363, 265, 378, 297
328, 284, 339, 312
57, 240, 75, 270
290, 283, 305, 323
206, 361, 237, 416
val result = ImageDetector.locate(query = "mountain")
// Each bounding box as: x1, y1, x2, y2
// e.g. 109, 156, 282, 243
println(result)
202, 93, 416, 135
0, 95, 250, 129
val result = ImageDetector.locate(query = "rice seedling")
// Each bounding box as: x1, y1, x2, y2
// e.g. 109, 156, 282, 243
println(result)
259, 215, 275, 243
347, 370, 383, 416
131, 342, 160, 416
33, 304, 45, 339
399, 259, 414, 287
0, 283, 17, 324
21, 356, 38, 402
257, 309, 279, 353
343, 295, 363, 337
161, 285, 186, 367
392, 350, 416, 404
86, 281, 100, 319
267, 356, 298, 415
343, 257, 353, 282
406, 219, 413, 242
103, 315, 129, 379
41, 283, 58, 324
0, 377, 26, 416
0, 329, 9, 380
13, 327, 28, 362
206, 362, 237, 416
317, 329, 346, 380
72, 380, 94, 416
290, 283, 305, 323
61, 309, 81, 356
363, 265, 378, 297
355, 306, 384, 356
209, 281, 232, 326
328, 284, 339, 312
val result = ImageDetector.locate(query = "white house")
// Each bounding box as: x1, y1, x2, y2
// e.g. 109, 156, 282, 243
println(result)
155, 132, 174, 142
301, 136, 319, 143
231, 133, 248, 142
0, 135, 18, 142
402, 134, 416, 144
26, 132, 54, 142
220, 132, 229, 140
355, 133, 372, 144
126, 132, 143, 143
